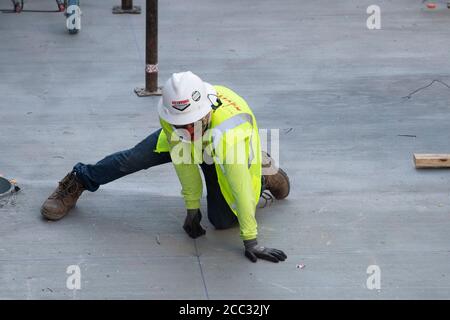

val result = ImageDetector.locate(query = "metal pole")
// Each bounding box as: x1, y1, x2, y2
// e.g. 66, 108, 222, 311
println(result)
135, 0, 161, 96
112, 0, 141, 14
122, 0, 132, 10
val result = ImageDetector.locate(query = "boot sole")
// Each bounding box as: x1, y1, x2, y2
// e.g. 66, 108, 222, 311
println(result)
274, 168, 290, 200
40, 205, 72, 221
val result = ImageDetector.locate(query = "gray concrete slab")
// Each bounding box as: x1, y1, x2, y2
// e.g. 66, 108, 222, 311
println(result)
1, 0, 450, 299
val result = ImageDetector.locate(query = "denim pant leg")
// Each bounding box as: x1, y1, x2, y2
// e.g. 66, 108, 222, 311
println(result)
73, 128, 171, 192
199, 162, 238, 229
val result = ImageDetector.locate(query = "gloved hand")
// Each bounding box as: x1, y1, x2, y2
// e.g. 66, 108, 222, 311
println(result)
183, 209, 206, 239
244, 239, 287, 263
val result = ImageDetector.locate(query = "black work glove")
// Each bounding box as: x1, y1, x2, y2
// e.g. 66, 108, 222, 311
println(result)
244, 239, 287, 263
183, 209, 206, 239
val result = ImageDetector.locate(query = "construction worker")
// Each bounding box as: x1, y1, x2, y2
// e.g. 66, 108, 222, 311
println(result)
41, 71, 290, 263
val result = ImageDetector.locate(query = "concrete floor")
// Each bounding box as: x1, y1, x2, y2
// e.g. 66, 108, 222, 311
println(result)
1, 0, 450, 299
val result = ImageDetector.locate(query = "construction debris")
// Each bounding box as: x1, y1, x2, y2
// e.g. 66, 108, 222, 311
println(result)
414, 154, 450, 168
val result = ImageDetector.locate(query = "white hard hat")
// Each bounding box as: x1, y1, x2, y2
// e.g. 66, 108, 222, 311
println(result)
158, 71, 216, 125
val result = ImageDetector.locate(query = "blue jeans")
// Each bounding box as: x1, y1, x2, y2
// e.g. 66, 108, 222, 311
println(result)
73, 128, 238, 229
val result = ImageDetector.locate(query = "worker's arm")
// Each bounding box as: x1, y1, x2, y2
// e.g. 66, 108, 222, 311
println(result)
223, 161, 287, 263
171, 151, 207, 239
222, 136, 287, 263
161, 121, 206, 238
161, 120, 203, 210
222, 161, 258, 241
171, 160, 203, 210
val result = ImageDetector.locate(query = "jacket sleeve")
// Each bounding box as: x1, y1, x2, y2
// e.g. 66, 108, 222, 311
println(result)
222, 158, 258, 241
172, 161, 203, 210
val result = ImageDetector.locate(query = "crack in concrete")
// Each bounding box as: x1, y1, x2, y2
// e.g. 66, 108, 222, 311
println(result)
403, 80, 450, 99
194, 240, 210, 300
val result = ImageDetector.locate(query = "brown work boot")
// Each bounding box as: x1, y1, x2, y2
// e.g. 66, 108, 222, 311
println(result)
261, 151, 290, 200
41, 172, 85, 220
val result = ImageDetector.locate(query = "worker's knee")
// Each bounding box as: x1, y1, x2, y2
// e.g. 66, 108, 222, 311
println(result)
208, 211, 238, 230
116, 145, 153, 173
211, 220, 234, 230
116, 150, 144, 173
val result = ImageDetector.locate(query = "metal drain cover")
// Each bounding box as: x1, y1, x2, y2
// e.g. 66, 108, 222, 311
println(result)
0, 176, 13, 197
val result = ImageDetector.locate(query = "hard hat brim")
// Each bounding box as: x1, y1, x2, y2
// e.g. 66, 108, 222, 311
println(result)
158, 82, 216, 125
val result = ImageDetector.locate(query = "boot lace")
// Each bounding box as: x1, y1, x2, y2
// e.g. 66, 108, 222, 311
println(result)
50, 174, 81, 199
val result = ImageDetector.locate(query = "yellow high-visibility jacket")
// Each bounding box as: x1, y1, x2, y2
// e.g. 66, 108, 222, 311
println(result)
155, 85, 262, 240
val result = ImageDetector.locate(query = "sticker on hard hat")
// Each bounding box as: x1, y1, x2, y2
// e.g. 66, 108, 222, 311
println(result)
192, 91, 201, 102
171, 99, 191, 111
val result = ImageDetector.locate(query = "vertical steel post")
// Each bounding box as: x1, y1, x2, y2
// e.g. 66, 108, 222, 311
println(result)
122, 0, 132, 10
112, 0, 141, 14
135, 0, 161, 96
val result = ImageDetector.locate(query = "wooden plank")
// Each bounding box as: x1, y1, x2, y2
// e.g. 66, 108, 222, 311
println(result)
414, 154, 450, 168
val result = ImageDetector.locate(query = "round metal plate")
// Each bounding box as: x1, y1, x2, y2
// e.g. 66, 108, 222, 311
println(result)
0, 176, 13, 198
